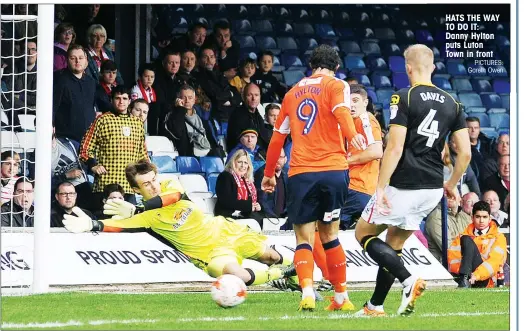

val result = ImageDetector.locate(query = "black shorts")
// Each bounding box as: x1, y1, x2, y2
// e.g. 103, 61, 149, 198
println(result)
286, 169, 349, 225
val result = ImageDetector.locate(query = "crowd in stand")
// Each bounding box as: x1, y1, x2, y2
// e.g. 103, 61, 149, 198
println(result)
0, 4, 511, 278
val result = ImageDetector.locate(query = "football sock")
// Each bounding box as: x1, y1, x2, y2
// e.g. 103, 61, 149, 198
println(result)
361, 236, 411, 283
245, 268, 280, 286
313, 231, 330, 279
323, 239, 348, 301
294, 244, 314, 298
370, 249, 402, 306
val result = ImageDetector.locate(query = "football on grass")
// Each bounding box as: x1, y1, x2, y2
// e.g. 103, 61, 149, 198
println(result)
211, 274, 247, 308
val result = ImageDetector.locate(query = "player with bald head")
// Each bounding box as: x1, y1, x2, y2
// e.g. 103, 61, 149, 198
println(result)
353, 44, 472, 317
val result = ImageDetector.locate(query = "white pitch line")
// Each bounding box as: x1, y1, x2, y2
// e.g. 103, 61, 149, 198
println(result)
1, 311, 508, 329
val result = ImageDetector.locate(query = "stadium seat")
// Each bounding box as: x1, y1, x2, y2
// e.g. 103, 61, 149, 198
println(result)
466, 107, 487, 114
335, 71, 347, 80
344, 55, 366, 72
361, 40, 381, 56
17, 114, 36, 131
207, 173, 219, 195
398, 29, 415, 43
283, 70, 305, 87
451, 78, 473, 92
434, 61, 447, 75
372, 74, 392, 88
15, 132, 37, 150
294, 23, 315, 36
392, 72, 409, 89
151, 155, 177, 173
205, 197, 217, 214
376, 89, 395, 104
481, 93, 502, 109
500, 94, 510, 111
339, 41, 362, 55
366, 89, 378, 103
356, 27, 375, 39
255, 36, 278, 53
388, 56, 406, 73
336, 27, 354, 38
275, 22, 294, 36
234, 35, 256, 49
354, 73, 371, 87
458, 92, 483, 111
200, 156, 225, 176
487, 108, 507, 114
179, 174, 212, 197
471, 79, 493, 94
432, 46, 441, 60
447, 62, 467, 76
415, 30, 433, 44
480, 127, 498, 140
368, 57, 388, 72
252, 20, 273, 34
145, 135, 175, 154
281, 54, 304, 68
468, 112, 490, 127
176, 156, 201, 174
489, 113, 510, 130
315, 24, 336, 38
153, 151, 179, 159
493, 79, 510, 94
374, 28, 395, 41
249, 5, 271, 19
233, 19, 253, 35
432, 76, 452, 91
447, 91, 459, 102
488, 65, 508, 77
382, 42, 402, 57
277, 37, 298, 52
298, 37, 318, 51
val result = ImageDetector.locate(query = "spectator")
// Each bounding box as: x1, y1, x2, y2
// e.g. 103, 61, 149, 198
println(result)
204, 20, 240, 73
1, 151, 20, 205
481, 133, 509, 182
53, 44, 97, 143
54, 22, 76, 71
85, 24, 123, 85
226, 129, 266, 172
226, 83, 267, 152
95, 59, 118, 113
466, 116, 494, 178
94, 183, 125, 220
193, 46, 242, 123
215, 149, 262, 223
252, 50, 287, 103
425, 187, 471, 262
152, 51, 183, 135
1, 177, 34, 227
51, 127, 92, 210
79, 86, 148, 210
447, 135, 481, 197
6, 38, 37, 111
129, 99, 149, 124
69, 4, 102, 47
261, 103, 281, 146
345, 76, 359, 85
482, 154, 509, 210
448, 201, 507, 288
172, 22, 208, 55
130, 63, 157, 103
461, 192, 480, 215
50, 181, 95, 227
178, 49, 212, 114
482, 190, 509, 228
254, 148, 288, 222
230, 58, 257, 95
164, 85, 210, 157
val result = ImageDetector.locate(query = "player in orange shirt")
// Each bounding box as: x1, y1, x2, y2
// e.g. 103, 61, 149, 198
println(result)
340, 84, 383, 230
262, 45, 365, 311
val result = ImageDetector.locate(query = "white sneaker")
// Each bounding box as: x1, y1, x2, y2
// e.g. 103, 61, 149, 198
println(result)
397, 278, 427, 316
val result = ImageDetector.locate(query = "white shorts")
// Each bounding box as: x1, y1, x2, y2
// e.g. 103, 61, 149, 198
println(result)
361, 186, 443, 231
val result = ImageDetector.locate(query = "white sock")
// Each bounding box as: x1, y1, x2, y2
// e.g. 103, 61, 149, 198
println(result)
302, 286, 315, 300
402, 275, 415, 288
334, 291, 348, 304
367, 301, 384, 312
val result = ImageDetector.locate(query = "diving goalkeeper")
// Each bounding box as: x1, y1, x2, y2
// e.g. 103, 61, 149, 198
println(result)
63, 159, 291, 286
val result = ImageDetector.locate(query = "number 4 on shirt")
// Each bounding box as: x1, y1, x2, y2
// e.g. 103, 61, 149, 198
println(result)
417, 108, 440, 147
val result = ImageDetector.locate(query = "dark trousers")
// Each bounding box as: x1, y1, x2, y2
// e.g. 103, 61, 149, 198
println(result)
458, 235, 490, 288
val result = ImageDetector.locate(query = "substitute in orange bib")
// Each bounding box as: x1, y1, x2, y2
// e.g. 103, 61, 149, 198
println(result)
448, 201, 507, 288
340, 84, 383, 230
261, 44, 365, 311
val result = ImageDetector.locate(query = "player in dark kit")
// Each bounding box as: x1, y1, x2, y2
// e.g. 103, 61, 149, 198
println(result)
352, 44, 472, 316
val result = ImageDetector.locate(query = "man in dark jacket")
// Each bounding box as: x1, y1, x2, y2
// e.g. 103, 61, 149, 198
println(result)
192, 46, 242, 123
482, 154, 510, 211
9, 38, 37, 111
51, 181, 95, 227
203, 20, 240, 73
53, 44, 97, 143
466, 116, 494, 178
1, 177, 34, 227
226, 83, 267, 152
254, 148, 288, 221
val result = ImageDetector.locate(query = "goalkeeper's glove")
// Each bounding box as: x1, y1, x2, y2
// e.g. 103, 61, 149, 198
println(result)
103, 199, 140, 220
63, 207, 98, 233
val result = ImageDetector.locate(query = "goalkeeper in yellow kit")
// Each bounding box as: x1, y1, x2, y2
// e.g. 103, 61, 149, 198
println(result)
63, 159, 291, 286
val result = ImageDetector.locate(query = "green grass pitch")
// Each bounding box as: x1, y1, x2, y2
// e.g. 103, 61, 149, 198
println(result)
1, 288, 509, 330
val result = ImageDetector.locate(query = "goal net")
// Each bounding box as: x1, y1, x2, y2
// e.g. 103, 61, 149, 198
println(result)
1, 4, 54, 294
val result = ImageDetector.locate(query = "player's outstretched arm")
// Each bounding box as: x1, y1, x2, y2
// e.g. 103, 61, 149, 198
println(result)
376, 125, 407, 190
64, 207, 152, 233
